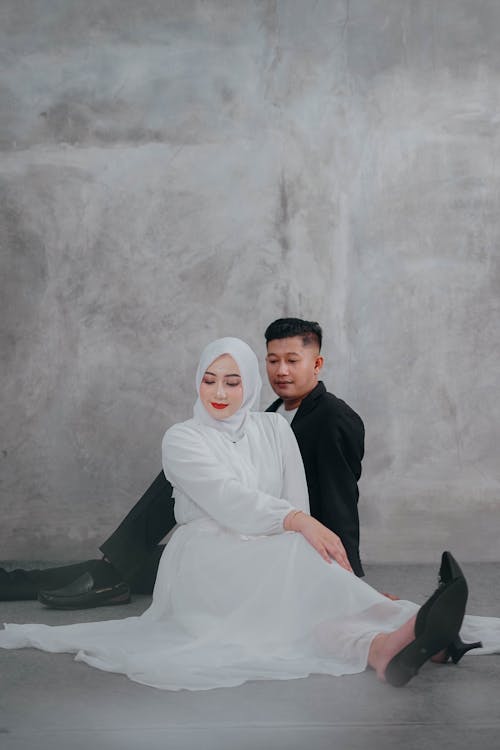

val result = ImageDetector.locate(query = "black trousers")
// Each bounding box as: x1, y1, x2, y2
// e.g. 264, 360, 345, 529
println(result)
101, 470, 175, 590
0, 472, 176, 600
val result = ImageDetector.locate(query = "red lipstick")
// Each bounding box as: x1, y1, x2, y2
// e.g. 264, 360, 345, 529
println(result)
211, 402, 228, 410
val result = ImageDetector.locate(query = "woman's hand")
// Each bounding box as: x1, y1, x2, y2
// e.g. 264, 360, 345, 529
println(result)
284, 511, 353, 573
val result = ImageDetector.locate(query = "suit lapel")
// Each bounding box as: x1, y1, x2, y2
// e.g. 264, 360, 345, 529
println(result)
266, 398, 282, 413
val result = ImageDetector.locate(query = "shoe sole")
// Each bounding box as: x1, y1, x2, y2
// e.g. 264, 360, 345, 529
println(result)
38, 590, 131, 610
384, 576, 468, 687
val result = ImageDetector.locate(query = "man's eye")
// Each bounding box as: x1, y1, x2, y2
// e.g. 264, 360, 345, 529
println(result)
288, 359, 298, 364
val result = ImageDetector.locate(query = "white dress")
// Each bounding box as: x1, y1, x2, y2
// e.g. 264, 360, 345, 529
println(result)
0, 412, 499, 691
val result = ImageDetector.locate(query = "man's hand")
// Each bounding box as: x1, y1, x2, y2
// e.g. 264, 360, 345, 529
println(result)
284, 511, 353, 572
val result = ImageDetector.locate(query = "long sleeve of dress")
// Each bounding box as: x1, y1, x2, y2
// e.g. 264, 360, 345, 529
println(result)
162, 420, 297, 536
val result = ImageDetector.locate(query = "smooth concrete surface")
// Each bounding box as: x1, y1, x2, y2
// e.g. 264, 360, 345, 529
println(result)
1, 3, 500, 562
0, 562, 499, 750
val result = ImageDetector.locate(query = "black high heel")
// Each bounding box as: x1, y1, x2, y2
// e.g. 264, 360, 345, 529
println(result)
384, 562, 468, 687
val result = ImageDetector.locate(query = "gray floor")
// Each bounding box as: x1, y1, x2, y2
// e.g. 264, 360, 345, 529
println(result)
1, 562, 499, 750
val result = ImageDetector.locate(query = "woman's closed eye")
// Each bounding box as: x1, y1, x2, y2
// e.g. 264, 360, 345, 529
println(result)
202, 377, 241, 387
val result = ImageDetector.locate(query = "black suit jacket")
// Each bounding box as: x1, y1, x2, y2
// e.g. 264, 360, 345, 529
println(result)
266, 381, 365, 576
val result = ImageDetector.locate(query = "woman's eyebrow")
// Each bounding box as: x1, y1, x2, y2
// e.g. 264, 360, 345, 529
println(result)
204, 371, 241, 378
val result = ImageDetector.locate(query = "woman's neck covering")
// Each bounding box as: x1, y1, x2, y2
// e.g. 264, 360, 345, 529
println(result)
193, 337, 262, 441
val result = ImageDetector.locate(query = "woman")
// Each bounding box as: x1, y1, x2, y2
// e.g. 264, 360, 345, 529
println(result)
0, 337, 499, 690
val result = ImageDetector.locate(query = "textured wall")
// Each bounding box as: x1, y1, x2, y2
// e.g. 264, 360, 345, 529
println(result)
1, 1, 499, 562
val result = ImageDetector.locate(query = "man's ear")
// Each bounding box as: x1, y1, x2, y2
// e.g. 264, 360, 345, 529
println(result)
314, 355, 324, 374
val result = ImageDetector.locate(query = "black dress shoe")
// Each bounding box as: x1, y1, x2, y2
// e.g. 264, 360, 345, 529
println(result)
384, 553, 468, 687
0, 560, 104, 601
38, 571, 131, 610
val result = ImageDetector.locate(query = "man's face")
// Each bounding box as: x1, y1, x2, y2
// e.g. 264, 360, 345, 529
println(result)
265, 336, 323, 410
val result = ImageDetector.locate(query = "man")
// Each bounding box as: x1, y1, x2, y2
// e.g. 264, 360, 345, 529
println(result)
264, 319, 364, 577
0, 318, 364, 608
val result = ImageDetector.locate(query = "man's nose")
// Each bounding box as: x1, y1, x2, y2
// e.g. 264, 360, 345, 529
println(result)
277, 360, 289, 375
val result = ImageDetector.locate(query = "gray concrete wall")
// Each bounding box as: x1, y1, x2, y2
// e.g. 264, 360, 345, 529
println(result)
1, 0, 499, 563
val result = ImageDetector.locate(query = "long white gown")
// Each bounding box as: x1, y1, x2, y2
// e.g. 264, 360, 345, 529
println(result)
1, 412, 499, 691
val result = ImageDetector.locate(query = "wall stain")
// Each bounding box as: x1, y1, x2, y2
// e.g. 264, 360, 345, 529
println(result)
276, 173, 290, 255
0, 180, 48, 367
39, 91, 165, 145
273, 172, 295, 315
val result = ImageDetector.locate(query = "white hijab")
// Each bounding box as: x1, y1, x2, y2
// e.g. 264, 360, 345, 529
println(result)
192, 337, 262, 441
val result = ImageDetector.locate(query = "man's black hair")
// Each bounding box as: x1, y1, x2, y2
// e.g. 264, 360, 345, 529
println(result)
264, 318, 322, 350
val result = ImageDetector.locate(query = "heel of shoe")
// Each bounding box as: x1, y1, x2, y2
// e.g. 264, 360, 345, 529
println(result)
447, 636, 483, 664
